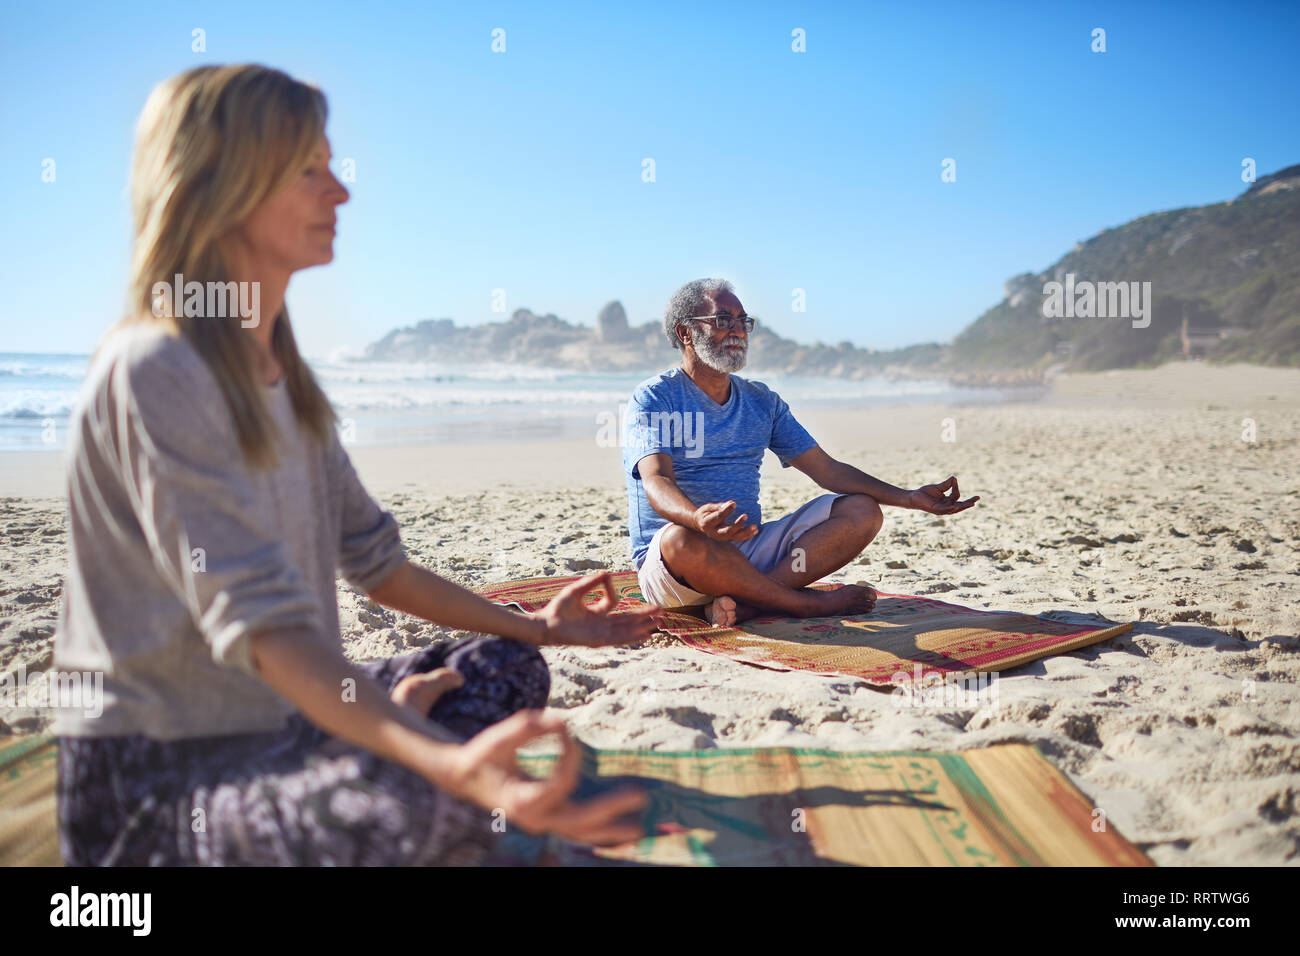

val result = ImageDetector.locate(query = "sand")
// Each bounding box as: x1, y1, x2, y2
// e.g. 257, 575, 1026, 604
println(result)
2, 360, 1298, 865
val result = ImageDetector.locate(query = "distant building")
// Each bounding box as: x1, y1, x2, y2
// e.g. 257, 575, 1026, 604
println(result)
1181, 317, 1245, 359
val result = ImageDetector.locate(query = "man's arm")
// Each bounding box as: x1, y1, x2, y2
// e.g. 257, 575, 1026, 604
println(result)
638, 452, 700, 527
789, 446, 980, 514
638, 453, 758, 542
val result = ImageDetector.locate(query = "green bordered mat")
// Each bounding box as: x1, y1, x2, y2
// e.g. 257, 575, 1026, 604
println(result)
2, 734, 1150, 867
0, 733, 59, 867
515, 740, 1151, 866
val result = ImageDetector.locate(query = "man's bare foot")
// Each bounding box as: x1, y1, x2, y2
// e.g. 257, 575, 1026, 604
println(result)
709, 585, 875, 626
801, 584, 876, 618
706, 596, 738, 627
706, 596, 764, 627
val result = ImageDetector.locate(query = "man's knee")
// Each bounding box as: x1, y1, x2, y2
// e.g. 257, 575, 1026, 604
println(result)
834, 494, 885, 542
659, 523, 709, 566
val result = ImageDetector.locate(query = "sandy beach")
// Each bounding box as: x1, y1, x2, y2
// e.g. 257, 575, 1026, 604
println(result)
2, 361, 1298, 865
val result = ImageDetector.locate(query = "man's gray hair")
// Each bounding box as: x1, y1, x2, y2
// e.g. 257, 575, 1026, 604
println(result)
663, 278, 735, 350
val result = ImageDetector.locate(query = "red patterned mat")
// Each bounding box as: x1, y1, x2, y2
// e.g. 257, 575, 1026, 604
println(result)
478, 571, 1132, 687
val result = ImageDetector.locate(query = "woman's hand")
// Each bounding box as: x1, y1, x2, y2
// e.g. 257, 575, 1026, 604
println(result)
441, 710, 647, 846
391, 667, 463, 715
365, 562, 656, 649
251, 629, 644, 847
534, 571, 657, 647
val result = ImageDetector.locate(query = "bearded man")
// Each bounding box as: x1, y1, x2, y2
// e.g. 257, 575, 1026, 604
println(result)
622, 278, 979, 625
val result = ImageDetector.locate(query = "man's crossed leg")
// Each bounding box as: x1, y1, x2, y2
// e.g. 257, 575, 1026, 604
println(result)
636, 493, 883, 625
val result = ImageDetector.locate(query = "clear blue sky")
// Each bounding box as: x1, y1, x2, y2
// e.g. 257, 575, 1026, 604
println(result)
2, 0, 1297, 356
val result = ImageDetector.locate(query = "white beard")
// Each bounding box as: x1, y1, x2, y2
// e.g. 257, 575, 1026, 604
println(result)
692, 327, 747, 372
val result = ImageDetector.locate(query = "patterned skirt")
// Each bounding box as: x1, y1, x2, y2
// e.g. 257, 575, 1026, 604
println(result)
57, 636, 553, 866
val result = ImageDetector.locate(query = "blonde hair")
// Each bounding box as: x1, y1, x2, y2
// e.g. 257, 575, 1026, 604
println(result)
116, 64, 337, 468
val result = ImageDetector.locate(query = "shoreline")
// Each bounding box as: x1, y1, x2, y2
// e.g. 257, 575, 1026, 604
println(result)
5, 361, 1296, 499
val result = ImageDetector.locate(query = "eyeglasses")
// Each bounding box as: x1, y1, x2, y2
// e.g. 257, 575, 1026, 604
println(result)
691, 313, 757, 333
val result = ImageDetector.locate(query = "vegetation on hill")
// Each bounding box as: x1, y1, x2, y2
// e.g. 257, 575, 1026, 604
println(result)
949, 166, 1300, 371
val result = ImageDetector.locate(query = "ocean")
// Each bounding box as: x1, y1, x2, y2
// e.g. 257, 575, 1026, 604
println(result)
0, 352, 1031, 451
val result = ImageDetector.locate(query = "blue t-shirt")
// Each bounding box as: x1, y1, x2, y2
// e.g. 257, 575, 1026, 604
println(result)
622, 367, 818, 569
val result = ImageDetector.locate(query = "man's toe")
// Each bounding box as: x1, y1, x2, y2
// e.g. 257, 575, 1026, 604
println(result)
707, 596, 737, 627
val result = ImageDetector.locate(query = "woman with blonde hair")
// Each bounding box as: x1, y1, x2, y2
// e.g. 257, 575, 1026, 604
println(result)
54, 64, 652, 866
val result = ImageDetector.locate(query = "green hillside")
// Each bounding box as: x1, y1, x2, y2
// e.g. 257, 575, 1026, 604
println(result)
947, 165, 1300, 371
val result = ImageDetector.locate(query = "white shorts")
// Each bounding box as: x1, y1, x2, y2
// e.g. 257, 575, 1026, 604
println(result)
636, 493, 845, 610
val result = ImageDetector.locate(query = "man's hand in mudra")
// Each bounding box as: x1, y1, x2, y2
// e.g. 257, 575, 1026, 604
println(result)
907, 476, 980, 515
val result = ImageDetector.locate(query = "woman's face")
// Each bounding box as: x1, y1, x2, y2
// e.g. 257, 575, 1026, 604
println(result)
234, 136, 349, 275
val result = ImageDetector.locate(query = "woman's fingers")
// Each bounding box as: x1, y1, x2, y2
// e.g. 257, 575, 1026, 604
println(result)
598, 616, 655, 646
470, 708, 568, 760
593, 572, 619, 613
544, 571, 615, 624
574, 823, 649, 848
470, 716, 648, 845
566, 570, 613, 613
458, 711, 647, 848
527, 723, 585, 806
519, 726, 584, 819
583, 608, 656, 648
546, 599, 656, 648
555, 571, 606, 608
568, 570, 607, 596
508, 781, 647, 845
544, 786, 648, 845
622, 607, 658, 631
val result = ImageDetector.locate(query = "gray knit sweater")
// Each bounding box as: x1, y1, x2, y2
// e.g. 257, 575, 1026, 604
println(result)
53, 322, 407, 739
